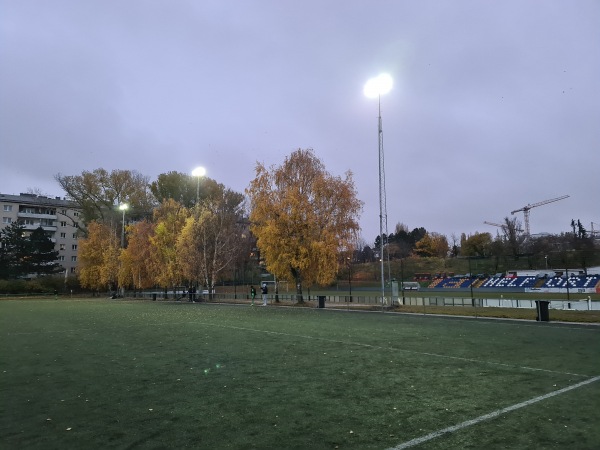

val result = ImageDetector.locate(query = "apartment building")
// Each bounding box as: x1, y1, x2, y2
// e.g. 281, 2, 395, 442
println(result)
0, 193, 82, 276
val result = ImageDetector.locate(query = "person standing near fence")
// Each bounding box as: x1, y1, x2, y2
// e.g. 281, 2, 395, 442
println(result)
261, 283, 268, 306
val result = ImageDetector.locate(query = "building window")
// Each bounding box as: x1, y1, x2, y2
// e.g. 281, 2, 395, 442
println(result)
58, 256, 65, 261
70, 267, 76, 273
60, 221, 67, 227
74, 222, 79, 228
72, 244, 78, 250
2, 217, 11, 224
74, 211, 80, 217
71, 256, 77, 262
3, 205, 12, 212
61, 209, 67, 215
72, 233, 78, 239
23, 219, 35, 225
59, 244, 66, 251
60, 232, 66, 238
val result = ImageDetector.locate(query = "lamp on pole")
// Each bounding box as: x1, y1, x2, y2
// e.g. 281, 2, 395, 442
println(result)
346, 256, 353, 302
119, 203, 129, 248
191, 166, 206, 204
364, 73, 393, 309
118, 203, 129, 298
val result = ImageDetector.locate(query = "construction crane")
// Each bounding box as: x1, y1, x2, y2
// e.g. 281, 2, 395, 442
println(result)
592, 222, 600, 238
510, 195, 569, 235
484, 221, 524, 232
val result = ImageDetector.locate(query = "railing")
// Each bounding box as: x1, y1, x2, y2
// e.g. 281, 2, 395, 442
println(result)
125, 291, 598, 311
17, 212, 57, 220
1, 291, 596, 311
0, 292, 59, 298
20, 224, 57, 231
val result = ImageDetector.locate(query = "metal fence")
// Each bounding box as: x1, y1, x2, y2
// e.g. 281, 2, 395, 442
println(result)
122, 291, 598, 311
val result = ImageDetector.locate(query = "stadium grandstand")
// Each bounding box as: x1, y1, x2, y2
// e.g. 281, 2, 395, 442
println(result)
427, 268, 600, 293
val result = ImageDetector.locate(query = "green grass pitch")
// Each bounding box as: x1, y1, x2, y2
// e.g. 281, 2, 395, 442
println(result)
1, 299, 599, 449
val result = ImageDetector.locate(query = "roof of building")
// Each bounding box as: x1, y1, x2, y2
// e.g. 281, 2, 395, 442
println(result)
0, 193, 78, 208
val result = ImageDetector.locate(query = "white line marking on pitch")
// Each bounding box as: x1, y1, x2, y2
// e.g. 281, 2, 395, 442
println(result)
388, 376, 600, 449
9, 317, 587, 378
197, 322, 590, 377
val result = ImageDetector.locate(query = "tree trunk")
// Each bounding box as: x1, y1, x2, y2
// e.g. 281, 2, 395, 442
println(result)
295, 281, 303, 303
291, 267, 303, 303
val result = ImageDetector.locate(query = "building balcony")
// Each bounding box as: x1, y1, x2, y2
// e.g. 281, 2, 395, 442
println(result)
18, 212, 57, 220
21, 224, 57, 232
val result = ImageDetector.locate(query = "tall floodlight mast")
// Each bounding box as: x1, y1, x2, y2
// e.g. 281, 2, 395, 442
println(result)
510, 195, 569, 235
364, 73, 393, 308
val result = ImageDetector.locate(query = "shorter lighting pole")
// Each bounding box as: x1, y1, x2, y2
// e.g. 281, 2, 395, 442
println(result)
118, 203, 129, 298
192, 166, 206, 204
468, 257, 474, 306
400, 258, 405, 305
119, 203, 129, 248
347, 257, 353, 302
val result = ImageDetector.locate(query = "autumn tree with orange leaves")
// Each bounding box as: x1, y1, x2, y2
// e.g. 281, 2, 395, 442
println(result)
246, 149, 362, 302
119, 220, 155, 290
149, 199, 190, 293
77, 221, 120, 292
177, 185, 245, 293
414, 232, 449, 258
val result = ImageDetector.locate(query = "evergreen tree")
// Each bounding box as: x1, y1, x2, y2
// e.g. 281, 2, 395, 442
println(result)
28, 227, 62, 276
0, 222, 29, 278
0, 224, 62, 279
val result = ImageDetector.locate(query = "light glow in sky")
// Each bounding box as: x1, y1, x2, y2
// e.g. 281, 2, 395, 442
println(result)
364, 74, 393, 99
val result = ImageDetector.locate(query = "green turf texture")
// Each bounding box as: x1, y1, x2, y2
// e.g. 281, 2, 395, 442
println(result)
1, 299, 599, 449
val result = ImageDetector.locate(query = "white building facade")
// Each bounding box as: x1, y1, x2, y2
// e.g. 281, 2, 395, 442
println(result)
1, 193, 81, 276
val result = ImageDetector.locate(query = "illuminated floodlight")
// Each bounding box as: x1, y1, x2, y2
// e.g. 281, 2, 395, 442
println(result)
192, 166, 206, 177
363, 73, 393, 99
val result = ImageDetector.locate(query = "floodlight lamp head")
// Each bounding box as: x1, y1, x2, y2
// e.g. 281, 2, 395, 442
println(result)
119, 203, 129, 211
192, 166, 206, 177
364, 73, 393, 98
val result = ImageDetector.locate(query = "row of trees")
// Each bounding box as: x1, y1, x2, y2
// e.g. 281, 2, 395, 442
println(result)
54, 168, 241, 292
53, 166, 450, 268
65, 149, 362, 301
77, 184, 248, 294
458, 218, 597, 270
37, 150, 597, 295
0, 223, 61, 279
364, 216, 597, 269
54, 168, 227, 228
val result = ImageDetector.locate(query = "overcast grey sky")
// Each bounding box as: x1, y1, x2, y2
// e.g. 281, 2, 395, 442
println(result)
1, 1, 598, 243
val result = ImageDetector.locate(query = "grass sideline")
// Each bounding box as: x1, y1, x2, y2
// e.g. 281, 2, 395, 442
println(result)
218, 298, 600, 323
1, 299, 599, 449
